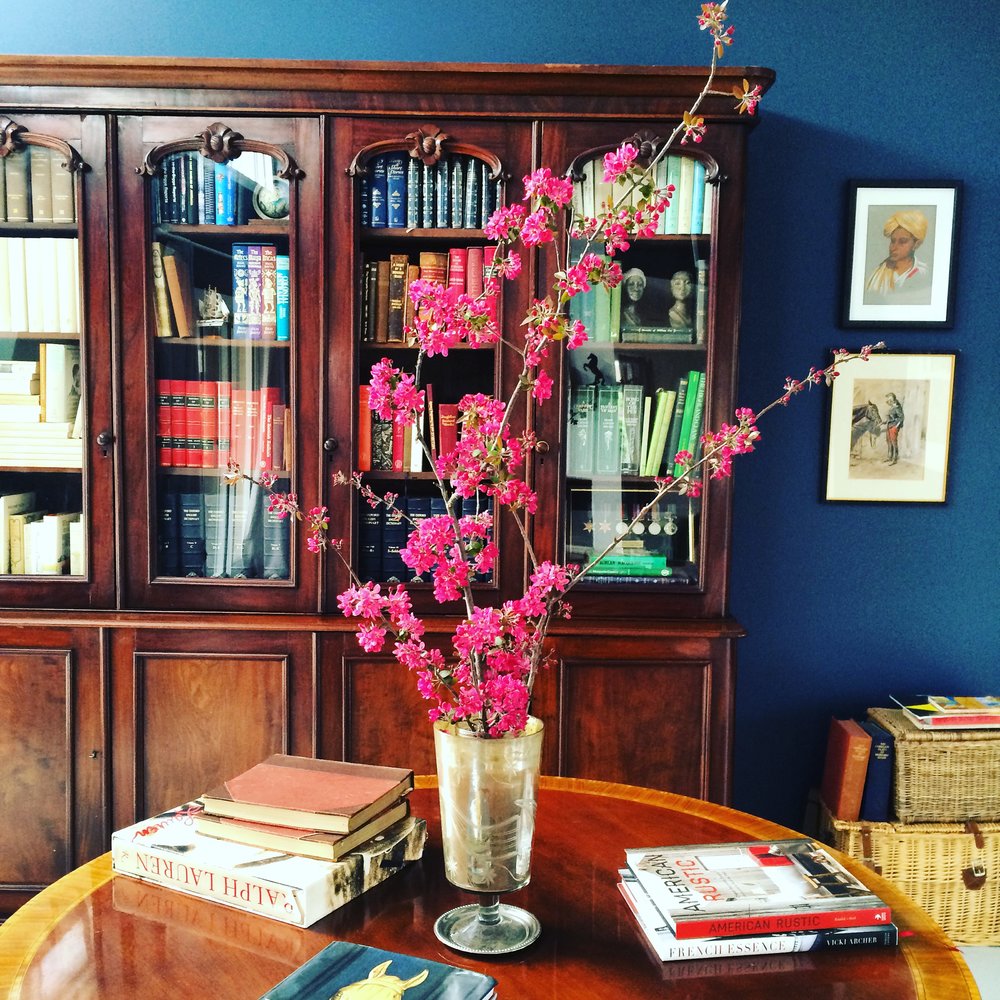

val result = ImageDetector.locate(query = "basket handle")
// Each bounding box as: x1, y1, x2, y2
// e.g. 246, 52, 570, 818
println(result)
961, 821, 987, 891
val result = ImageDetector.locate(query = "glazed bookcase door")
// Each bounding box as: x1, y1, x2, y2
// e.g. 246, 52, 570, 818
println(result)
327, 118, 534, 610
0, 113, 115, 607
537, 120, 752, 619
117, 116, 323, 612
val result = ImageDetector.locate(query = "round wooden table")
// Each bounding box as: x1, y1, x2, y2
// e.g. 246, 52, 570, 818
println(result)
0, 777, 980, 999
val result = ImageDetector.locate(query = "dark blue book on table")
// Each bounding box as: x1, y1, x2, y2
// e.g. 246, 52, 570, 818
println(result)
259, 939, 497, 1000
369, 155, 388, 228
385, 152, 407, 227
858, 718, 895, 822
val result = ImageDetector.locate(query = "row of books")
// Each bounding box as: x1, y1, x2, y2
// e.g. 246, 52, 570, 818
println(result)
0, 492, 83, 575
156, 379, 288, 472
0, 236, 81, 334
360, 245, 498, 345
0, 345, 80, 422
575, 152, 713, 236
567, 369, 706, 480
111, 754, 424, 928
620, 837, 896, 964
362, 151, 500, 231
159, 484, 290, 580
358, 383, 457, 474
0, 146, 76, 224
151, 150, 277, 227
358, 492, 494, 585
151, 241, 290, 341
819, 716, 896, 824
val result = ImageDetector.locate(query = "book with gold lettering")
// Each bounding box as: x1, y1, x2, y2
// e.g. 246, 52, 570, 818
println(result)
111, 801, 426, 927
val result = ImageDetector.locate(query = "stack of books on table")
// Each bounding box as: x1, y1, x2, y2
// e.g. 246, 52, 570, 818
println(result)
619, 838, 897, 964
111, 755, 422, 927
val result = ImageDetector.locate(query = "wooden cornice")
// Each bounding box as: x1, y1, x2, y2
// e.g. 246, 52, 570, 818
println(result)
0, 56, 774, 118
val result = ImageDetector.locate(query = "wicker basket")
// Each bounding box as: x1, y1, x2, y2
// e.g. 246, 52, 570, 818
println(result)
867, 707, 1000, 823
821, 807, 1000, 945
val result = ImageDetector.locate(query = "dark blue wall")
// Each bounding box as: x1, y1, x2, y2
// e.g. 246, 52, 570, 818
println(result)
9, 2, 998, 827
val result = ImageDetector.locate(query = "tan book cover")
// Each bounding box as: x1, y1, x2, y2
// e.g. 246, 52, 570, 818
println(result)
201, 755, 414, 834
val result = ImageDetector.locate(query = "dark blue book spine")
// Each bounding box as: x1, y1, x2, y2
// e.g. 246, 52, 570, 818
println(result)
463, 158, 480, 229
479, 161, 494, 229
357, 502, 383, 582
450, 156, 465, 228
158, 491, 181, 577
369, 155, 388, 228
382, 511, 408, 582
261, 483, 291, 580
858, 719, 895, 822
406, 157, 421, 229
385, 153, 407, 228
359, 174, 370, 228
434, 154, 450, 228
178, 492, 206, 578
421, 162, 436, 228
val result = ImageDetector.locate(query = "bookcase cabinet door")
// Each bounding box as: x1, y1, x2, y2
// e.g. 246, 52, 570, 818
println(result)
116, 115, 324, 613
0, 626, 106, 915
550, 631, 737, 801
109, 627, 316, 830
535, 119, 757, 621
0, 113, 115, 609
326, 116, 536, 611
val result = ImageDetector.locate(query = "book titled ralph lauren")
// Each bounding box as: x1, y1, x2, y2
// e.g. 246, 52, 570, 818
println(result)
259, 939, 496, 1000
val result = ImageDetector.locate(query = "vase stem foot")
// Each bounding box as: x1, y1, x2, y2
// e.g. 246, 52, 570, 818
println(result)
434, 899, 540, 955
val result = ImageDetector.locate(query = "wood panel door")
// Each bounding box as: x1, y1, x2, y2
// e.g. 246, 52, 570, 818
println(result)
108, 627, 315, 830
0, 626, 105, 914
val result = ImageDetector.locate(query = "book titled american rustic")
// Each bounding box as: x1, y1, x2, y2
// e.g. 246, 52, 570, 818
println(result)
624, 838, 891, 941
111, 801, 427, 927
259, 939, 497, 1000
201, 754, 414, 834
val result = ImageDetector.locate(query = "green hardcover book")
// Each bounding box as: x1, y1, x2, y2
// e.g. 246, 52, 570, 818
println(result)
663, 155, 682, 234
685, 371, 708, 466
566, 384, 596, 477
620, 383, 644, 475
594, 385, 621, 475
672, 371, 702, 477
663, 376, 689, 475
644, 388, 676, 477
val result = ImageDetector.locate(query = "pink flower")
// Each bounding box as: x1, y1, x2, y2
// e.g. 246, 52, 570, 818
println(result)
602, 143, 638, 183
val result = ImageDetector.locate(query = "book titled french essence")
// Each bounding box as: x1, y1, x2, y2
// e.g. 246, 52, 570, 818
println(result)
111, 802, 426, 927
625, 838, 891, 941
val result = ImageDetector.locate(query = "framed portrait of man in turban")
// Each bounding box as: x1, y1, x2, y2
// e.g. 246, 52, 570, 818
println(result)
841, 181, 961, 328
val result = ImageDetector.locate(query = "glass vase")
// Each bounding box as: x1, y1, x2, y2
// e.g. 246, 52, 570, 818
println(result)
432, 716, 544, 955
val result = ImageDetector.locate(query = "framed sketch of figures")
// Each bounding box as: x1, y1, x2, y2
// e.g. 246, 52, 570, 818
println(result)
825, 353, 955, 502
842, 181, 961, 328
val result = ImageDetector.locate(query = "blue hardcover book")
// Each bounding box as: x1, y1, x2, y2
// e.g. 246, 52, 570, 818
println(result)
359, 173, 370, 227
479, 161, 494, 229
663, 155, 682, 234
434, 154, 450, 228
214, 162, 228, 225
357, 501, 382, 582
275, 254, 290, 341
385, 152, 407, 228
689, 159, 707, 234
406, 157, 421, 229
422, 161, 437, 228
463, 157, 480, 229
231, 243, 251, 339
858, 719, 895, 822
158, 491, 181, 577
369, 155, 388, 228
450, 156, 465, 228
259, 939, 497, 1000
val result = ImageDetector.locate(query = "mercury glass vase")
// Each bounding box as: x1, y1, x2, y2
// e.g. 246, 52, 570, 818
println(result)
432, 716, 544, 955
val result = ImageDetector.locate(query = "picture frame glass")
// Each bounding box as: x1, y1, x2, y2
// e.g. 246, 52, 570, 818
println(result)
825, 353, 955, 502
843, 183, 960, 328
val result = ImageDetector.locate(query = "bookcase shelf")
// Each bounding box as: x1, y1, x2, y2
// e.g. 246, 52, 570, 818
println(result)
0, 60, 772, 915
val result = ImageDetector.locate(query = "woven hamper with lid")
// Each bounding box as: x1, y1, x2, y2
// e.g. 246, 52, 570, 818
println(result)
821, 807, 1000, 945
867, 707, 1000, 823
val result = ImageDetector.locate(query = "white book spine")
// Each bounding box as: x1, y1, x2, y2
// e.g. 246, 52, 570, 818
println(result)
7, 237, 28, 332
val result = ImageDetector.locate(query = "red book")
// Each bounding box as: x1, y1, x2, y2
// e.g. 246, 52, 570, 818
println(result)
447, 247, 467, 292
168, 378, 187, 467
391, 421, 405, 472
357, 384, 372, 472
257, 386, 282, 471
260, 244, 278, 341
196, 380, 218, 468
216, 379, 232, 468
819, 718, 873, 821
437, 402, 458, 457
243, 389, 261, 470
483, 244, 500, 330
465, 245, 484, 298
668, 904, 893, 941
271, 403, 286, 472
156, 377, 173, 466
182, 379, 202, 468
230, 388, 247, 471
200, 754, 414, 834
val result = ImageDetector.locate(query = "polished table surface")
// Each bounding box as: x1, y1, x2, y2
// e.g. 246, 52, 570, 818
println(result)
0, 777, 980, 999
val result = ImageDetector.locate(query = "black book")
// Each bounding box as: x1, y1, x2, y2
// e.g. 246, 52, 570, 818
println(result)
261, 487, 291, 580
178, 492, 206, 577
158, 491, 181, 577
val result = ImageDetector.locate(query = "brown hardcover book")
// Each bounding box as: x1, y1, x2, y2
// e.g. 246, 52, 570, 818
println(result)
417, 250, 448, 285
819, 718, 872, 821
201, 755, 414, 834
195, 798, 410, 862
373, 260, 391, 343
402, 262, 419, 336
162, 250, 194, 338
386, 253, 409, 342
